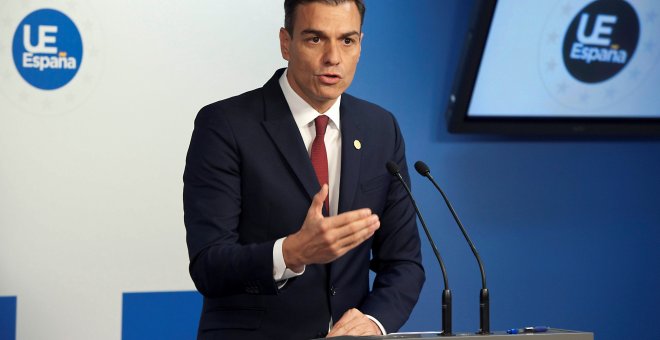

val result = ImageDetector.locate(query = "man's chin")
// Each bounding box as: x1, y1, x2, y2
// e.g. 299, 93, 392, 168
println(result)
317, 88, 345, 100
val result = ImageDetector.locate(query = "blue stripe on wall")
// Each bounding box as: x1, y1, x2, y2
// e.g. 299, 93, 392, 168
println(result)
0, 296, 17, 340
122, 291, 203, 340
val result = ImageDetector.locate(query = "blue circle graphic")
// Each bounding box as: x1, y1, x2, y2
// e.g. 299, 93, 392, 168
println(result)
12, 9, 83, 90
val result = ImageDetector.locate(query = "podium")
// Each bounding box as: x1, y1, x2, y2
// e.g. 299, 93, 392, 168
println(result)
317, 329, 593, 339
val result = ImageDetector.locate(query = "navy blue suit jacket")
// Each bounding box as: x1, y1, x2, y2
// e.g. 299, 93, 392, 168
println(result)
183, 69, 424, 339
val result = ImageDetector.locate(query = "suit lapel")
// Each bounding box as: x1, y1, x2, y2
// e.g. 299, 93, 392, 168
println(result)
261, 70, 319, 202
338, 97, 363, 213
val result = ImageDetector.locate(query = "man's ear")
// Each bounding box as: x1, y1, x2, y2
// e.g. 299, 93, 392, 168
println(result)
279, 28, 291, 61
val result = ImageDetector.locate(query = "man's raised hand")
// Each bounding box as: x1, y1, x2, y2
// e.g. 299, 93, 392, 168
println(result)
283, 184, 380, 271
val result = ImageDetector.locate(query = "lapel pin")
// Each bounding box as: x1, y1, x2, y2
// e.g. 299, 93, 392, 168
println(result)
354, 139, 362, 150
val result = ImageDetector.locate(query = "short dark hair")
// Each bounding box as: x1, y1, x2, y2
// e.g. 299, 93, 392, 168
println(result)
284, 0, 366, 35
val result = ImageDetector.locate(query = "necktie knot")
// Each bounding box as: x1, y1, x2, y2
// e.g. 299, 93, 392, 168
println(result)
315, 115, 329, 137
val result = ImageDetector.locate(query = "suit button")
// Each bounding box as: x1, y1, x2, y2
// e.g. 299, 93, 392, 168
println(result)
330, 286, 337, 296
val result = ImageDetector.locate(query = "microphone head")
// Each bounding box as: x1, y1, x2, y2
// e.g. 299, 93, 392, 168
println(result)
414, 161, 431, 176
385, 161, 400, 175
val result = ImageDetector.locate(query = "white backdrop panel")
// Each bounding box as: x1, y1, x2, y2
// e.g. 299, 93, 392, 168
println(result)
0, 1, 285, 339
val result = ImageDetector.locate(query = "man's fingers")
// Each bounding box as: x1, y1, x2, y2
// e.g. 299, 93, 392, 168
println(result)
303, 201, 379, 264
336, 215, 380, 247
315, 212, 380, 258
328, 309, 381, 337
327, 208, 372, 227
337, 308, 360, 325
329, 309, 361, 335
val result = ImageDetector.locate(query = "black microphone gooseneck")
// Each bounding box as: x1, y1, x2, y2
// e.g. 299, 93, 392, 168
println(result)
386, 161, 452, 336
414, 161, 490, 335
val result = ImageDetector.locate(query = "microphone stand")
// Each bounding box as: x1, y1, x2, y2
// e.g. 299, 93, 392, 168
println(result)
415, 161, 490, 335
387, 161, 453, 336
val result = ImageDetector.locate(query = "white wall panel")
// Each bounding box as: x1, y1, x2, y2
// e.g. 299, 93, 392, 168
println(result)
0, 1, 285, 339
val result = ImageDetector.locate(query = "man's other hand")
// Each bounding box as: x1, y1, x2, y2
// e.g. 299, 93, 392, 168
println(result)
327, 308, 382, 337
283, 184, 380, 271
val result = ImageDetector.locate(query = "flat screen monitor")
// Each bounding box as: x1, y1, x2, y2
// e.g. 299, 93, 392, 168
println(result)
447, 0, 660, 135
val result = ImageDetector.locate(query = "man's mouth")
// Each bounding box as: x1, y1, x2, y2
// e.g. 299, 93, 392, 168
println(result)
318, 73, 342, 85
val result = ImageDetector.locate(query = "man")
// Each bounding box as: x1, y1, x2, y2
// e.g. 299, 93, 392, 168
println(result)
183, 0, 424, 338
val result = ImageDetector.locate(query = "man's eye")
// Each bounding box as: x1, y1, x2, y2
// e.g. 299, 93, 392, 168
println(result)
310, 37, 320, 43
343, 38, 354, 45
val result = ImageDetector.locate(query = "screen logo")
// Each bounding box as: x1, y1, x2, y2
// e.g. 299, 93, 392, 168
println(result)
12, 8, 83, 90
562, 0, 639, 83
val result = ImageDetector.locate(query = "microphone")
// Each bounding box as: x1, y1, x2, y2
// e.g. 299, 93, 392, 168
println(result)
414, 161, 490, 335
386, 161, 453, 336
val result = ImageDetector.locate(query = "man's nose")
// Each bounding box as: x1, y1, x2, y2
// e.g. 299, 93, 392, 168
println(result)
323, 41, 341, 65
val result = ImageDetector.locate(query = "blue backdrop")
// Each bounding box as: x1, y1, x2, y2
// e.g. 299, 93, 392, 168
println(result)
349, 1, 660, 339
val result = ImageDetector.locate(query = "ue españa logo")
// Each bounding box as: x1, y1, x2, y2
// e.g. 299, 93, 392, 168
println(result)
12, 8, 83, 90
562, 0, 640, 83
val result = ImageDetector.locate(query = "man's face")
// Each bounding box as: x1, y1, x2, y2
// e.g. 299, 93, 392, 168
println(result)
280, 1, 363, 113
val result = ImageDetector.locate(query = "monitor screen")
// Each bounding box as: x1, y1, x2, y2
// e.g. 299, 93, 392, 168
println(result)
447, 0, 660, 135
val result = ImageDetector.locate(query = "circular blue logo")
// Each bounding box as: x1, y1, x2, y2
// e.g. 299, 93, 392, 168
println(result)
562, 0, 639, 84
12, 9, 83, 90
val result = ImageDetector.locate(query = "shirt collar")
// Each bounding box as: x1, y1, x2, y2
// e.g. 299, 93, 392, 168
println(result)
279, 69, 341, 130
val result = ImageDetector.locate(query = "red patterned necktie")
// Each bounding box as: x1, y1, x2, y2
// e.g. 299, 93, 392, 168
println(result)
310, 115, 330, 213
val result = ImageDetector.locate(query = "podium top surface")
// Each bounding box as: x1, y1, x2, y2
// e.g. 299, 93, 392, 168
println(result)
317, 328, 594, 340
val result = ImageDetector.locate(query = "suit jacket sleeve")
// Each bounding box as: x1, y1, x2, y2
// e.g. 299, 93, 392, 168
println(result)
183, 105, 278, 298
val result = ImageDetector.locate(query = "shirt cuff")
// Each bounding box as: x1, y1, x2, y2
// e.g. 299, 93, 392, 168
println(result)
273, 237, 305, 285
365, 314, 386, 335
